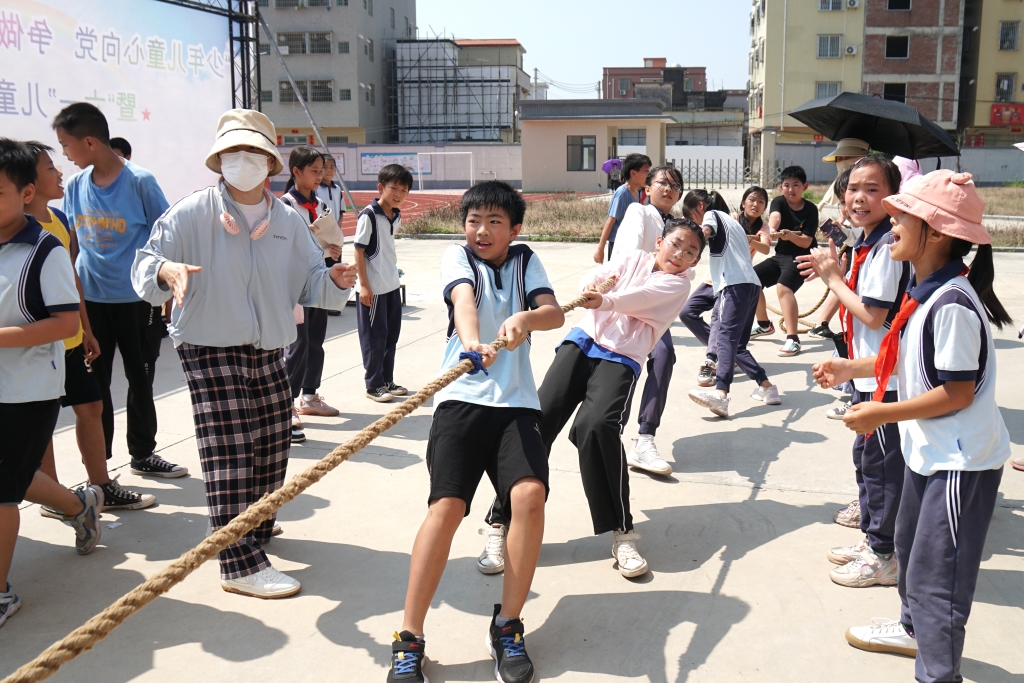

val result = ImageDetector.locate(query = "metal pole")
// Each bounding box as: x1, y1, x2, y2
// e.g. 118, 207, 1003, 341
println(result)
257, 13, 357, 214
417, 154, 423, 192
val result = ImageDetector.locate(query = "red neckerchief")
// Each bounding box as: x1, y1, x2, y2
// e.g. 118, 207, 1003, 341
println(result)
871, 265, 970, 403
840, 245, 870, 358
288, 188, 319, 223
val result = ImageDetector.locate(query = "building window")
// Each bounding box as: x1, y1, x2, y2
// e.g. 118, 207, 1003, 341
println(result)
275, 0, 299, 7
308, 0, 329, 6
260, 90, 273, 102
310, 80, 333, 102
819, 0, 843, 10
368, 38, 374, 61
617, 77, 630, 94
816, 81, 841, 99
817, 34, 842, 58
887, 0, 911, 9
999, 21, 1021, 51
339, 88, 352, 100
279, 80, 308, 103
259, 42, 271, 55
282, 134, 307, 145
257, 0, 269, 6
405, 17, 411, 37
996, 74, 1017, 102
338, 41, 350, 53
883, 82, 907, 103
369, 83, 375, 106
567, 135, 597, 172
684, 77, 694, 91
886, 36, 910, 59
278, 32, 306, 55
278, 31, 332, 55
337, 0, 348, 5
390, 7, 395, 28
618, 129, 647, 146
368, 0, 373, 15
326, 135, 349, 144
309, 32, 331, 54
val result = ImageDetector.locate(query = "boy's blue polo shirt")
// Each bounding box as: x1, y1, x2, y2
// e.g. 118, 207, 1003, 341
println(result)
62, 160, 169, 303
0, 216, 80, 403
607, 184, 639, 242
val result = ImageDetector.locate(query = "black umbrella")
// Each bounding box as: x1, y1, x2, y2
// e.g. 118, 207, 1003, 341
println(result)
789, 92, 959, 158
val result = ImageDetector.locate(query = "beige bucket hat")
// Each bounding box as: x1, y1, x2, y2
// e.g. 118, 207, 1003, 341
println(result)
822, 138, 870, 162
205, 109, 284, 176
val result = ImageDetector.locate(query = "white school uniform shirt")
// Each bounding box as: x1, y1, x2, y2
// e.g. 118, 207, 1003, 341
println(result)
354, 199, 401, 295
611, 204, 668, 261
848, 224, 911, 393
702, 210, 760, 294
897, 260, 1011, 476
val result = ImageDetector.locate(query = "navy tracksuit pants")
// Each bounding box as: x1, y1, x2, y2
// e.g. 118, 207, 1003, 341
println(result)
712, 283, 768, 391
632, 329, 675, 436
285, 307, 329, 399
897, 466, 1002, 683
357, 288, 403, 390
679, 281, 720, 360
851, 388, 904, 555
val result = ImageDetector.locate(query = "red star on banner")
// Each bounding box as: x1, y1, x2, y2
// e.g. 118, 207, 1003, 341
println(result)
142, 108, 151, 121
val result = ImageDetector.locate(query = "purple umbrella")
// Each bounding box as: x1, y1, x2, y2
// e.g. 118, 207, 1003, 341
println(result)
601, 158, 622, 174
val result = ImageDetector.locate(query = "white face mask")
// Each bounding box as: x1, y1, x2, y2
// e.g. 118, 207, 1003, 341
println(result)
220, 150, 269, 192
835, 157, 858, 174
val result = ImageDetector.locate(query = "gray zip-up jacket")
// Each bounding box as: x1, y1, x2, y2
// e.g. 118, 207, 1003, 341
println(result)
132, 183, 349, 350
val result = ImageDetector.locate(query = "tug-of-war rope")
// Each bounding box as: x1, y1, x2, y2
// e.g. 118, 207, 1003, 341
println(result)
766, 285, 832, 334
1, 277, 617, 683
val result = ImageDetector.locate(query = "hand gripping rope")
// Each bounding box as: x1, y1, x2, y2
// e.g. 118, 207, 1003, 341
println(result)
0, 276, 616, 683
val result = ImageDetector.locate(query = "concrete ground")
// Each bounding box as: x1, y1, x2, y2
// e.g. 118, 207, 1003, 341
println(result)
3, 241, 1023, 683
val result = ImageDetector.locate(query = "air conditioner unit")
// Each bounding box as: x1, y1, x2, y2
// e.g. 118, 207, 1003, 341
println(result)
845, 44, 858, 55
619, 89, 628, 95
847, 0, 859, 8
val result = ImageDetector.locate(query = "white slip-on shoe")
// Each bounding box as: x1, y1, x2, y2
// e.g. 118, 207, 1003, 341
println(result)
846, 618, 918, 657
612, 530, 649, 578
688, 388, 730, 418
477, 525, 506, 575
626, 436, 672, 475
221, 566, 301, 599
750, 384, 781, 405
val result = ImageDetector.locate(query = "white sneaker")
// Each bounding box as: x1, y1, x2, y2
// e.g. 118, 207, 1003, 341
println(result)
626, 435, 672, 475
826, 402, 851, 420
845, 618, 918, 657
477, 525, 506, 574
688, 388, 730, 418
221, 566, 301, 599
750, 384, 781, 405
827, 537, 869, 565
612, 530, 649, 577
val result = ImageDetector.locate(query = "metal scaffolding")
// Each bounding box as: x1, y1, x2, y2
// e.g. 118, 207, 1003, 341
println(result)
389, 39, 525, 144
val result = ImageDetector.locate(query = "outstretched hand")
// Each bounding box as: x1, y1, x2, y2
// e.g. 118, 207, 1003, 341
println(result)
812, 357, 853, 389
158, 261, 202, 307
797, 239, 842, 284
842, 402, 887, 434
329, 262, 358, 290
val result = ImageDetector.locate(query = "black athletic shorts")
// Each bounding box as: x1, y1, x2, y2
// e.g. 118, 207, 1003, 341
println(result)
0, 399, 60, 505
426, 400, 549, 516
61, 344, 102, 408
755, 253, 806, 293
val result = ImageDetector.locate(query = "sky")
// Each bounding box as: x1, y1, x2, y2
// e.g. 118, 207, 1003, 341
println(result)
415, 0, 752, 97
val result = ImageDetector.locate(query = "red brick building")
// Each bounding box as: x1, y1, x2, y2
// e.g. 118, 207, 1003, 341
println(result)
602, 59, 707, 100
861, 0, 964, 128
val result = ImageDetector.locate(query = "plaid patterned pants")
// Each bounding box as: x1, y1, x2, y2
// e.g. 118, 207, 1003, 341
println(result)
178, 343, 291, 579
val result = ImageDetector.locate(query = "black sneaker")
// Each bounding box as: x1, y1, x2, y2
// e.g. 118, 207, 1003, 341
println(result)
808, 322, 836, 340
487, 604, 535, 683
386, 382, 408, 397
291, 426, 306, 443
130, 453, 189, 479
367, 386, 395, 403
327, 309, 342, 316
100, 476, 156, 511
387, 630, 427, 682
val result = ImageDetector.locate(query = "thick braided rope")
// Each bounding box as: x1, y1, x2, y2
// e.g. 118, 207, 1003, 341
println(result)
1, 276, 615, 683
765, 284, 831, 333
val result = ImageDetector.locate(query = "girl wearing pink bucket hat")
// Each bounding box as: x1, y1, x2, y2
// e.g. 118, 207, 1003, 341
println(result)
811, 170, 1014, 682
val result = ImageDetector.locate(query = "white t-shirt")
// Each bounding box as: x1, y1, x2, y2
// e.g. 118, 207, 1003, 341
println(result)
235, 199, 268, 233
897, 263, 1011, 475
702, 210, 760, 294
612, 204, 668, 261
848, 226, 910, 393
354, 199, 401, 294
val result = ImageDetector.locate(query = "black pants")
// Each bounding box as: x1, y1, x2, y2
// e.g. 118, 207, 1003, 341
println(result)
852, 388, 904, 555
488, 343, 637, 535
897, 467, 1002, 683
85, 300, 158, 460
714, 283, 768, 391
143, 305, 165, 386
357, 288, 403, 390
285, 307, 329, 399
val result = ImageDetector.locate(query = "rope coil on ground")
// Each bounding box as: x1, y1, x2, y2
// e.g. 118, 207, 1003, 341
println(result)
765, 285, 831, 334
1, 276, 616, 683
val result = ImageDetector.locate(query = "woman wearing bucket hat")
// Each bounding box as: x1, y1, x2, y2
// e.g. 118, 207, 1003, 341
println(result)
811, 170, 1013, 682
131, 109, 356, 598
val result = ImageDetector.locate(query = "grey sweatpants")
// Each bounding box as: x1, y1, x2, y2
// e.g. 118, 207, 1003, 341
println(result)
897, 466, 1003, 683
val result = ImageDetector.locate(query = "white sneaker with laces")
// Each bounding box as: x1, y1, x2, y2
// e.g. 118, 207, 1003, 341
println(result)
845, 618, 918, 657
750, 384, 781, 405
221, 566, 301, 599
296, 393, 340, 417
688, 388, 730, 418
826, 402, 852, 420
477, 525, 507, 574
612, 530, 649, 577
626, 435, 672, 475
827, 537, 869, 565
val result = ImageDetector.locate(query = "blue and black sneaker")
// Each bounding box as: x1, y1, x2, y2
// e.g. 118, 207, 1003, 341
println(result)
486, 604, 535, 683
387, 630, 427, 682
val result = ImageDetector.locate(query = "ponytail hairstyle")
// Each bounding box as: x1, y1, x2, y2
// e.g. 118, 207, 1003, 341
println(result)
738, 186, 769, 235
953, 239, 1012, 329
681, 189, 728, 221
284, 145, 323, 193
663, 217, 706, 254
848, 155, 901, 196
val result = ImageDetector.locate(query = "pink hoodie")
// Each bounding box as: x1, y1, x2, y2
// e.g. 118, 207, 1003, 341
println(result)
575, 250, 692, 367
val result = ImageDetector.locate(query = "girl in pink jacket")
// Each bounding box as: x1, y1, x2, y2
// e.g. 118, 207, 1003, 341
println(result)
539, 218, 703, 578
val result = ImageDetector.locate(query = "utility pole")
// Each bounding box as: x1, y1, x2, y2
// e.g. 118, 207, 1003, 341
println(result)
533, 67, 538, 99
596, 80, 600, 98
